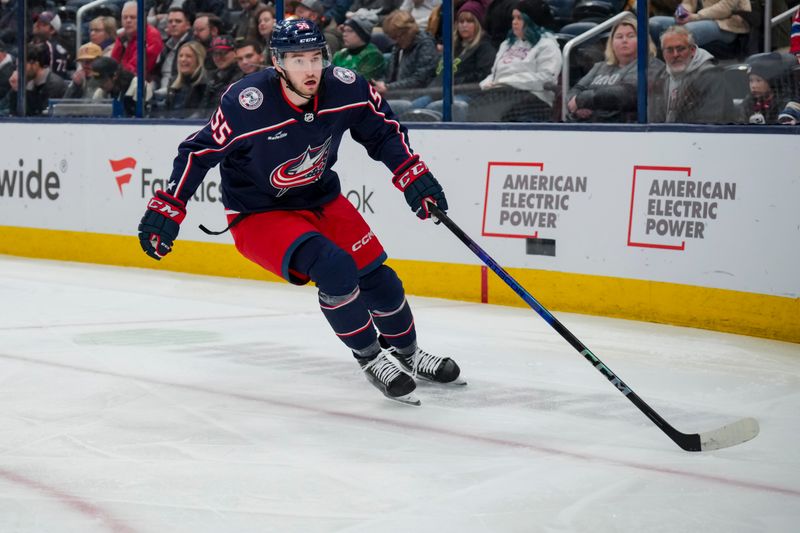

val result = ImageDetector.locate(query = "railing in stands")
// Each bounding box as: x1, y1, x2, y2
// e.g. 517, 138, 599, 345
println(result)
764, 5, 800, 52
561, 11, 632, 122
75, 0, 117, 59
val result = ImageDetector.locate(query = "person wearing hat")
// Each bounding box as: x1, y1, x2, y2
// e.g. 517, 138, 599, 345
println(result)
63, 42, 104, 99
201, 35, 243, 110
470, 0, 561, 121
332, 15, 385, 80
32, 10, 71, 79
738, 53, 791, 124
295, 0, 345, 53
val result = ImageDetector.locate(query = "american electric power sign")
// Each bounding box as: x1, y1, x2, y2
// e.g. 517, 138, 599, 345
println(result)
481, 161, 736, 251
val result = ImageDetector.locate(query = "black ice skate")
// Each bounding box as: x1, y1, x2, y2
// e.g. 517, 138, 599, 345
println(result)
359, 353, 420, 406
379, 337, 466, 386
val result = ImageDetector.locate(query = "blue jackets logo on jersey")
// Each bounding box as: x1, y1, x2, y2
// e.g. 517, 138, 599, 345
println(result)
270, 136, 332, 195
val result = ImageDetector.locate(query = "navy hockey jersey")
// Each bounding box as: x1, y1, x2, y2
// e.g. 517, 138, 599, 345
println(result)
166, 66, 417, 213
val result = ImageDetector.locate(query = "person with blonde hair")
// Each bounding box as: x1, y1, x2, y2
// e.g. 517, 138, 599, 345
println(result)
89, 16, 118, 56
372, 9, 438, 95
165, 41, 209, 118
567, 15, 665, 122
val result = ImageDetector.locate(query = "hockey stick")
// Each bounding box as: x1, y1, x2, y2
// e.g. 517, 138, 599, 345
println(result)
428, 203, 759, 452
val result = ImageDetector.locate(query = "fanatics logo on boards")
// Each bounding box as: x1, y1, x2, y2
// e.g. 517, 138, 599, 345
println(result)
109, 157, 136, 195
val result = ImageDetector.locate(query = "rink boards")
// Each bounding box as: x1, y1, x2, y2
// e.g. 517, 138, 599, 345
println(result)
0, 122, 797, 343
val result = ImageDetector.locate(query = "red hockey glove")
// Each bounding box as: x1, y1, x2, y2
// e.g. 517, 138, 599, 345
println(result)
392, 157, 448, 220
138, 190, 186, 260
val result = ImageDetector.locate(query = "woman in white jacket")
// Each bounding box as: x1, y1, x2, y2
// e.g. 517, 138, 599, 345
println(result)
469, 0, 562, 122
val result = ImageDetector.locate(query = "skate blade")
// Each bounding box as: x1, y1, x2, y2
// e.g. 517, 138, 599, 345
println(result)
387, 392, 421, 406
417, 375, 468, 387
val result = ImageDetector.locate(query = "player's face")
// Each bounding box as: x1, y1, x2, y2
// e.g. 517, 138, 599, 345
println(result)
280, 50, 324, 96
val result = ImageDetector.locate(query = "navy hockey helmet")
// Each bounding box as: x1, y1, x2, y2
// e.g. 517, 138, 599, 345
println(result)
270, 18, 331, 69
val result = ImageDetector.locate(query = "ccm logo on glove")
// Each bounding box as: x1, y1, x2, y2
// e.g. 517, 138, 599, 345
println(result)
138, 190, 186, 260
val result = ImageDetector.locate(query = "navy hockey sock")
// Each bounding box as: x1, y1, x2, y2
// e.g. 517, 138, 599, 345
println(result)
291, 237, 379, 356
359, 265, 416, 351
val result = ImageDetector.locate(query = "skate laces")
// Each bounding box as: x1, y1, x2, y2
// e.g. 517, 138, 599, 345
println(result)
410, 348, 444, 378
363, 354, 402, 385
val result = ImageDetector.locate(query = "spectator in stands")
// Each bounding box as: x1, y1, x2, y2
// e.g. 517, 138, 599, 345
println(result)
89, 56, 136, 117
373, 9, 438, 95
112, 1, 165, 80
649, 0, 751, 51
346, 0, 402, 24
89, 16, 118, 57
193, 13, 225, 70
321, 0, 355, 25
165, 41, 209, 117
567, 15, 665, 122
235, 39, 266, 75
64, 42, 103, 99
791, 7, 799, 61
255, 6, 276, 66
185, 0, 230, 25
777, 100, 800, 124
155, 7, 195, 91
469, 0, 561, 122
8, 42, 67, 115
0, 41, 13, 105
485, 0, 517, 49
738, 53, 791, 124
650, 26, 731, 123
194, 13, 224, 49
295, 0, 345, 54
332, 14, 385, 80
233, 0, 268, 42
202, 35, 242, 109
399, 0, 441, 29
32, 11, 70, 79
395, 0, 495, 120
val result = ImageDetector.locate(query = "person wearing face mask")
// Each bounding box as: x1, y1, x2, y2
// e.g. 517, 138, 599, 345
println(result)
566, 15, 665, 123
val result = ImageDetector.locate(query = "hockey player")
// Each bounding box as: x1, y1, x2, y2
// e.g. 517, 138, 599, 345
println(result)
137, 18, 464, 405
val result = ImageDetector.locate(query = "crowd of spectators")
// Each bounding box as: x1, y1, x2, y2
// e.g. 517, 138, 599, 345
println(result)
0, 0, 797, 123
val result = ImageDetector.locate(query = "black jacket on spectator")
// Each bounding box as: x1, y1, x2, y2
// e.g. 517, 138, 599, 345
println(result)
202, 64, 242, 109
166, 72, 210, 118
9, 69, 67, 115
430, 34, 496, 87
385, 31, 438, 91
0, 56, 14, 102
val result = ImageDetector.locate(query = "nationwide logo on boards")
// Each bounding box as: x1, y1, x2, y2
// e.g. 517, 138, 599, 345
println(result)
627, 165, 737, 250
0, 158, 64, 200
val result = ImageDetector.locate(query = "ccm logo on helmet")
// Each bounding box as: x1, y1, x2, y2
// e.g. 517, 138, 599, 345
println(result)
352, 231, 375, 252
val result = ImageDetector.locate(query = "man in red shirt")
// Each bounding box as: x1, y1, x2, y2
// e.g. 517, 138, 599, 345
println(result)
111, 1, 164, 80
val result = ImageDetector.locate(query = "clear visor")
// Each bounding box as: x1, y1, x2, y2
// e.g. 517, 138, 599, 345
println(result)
273, 48, 331, 71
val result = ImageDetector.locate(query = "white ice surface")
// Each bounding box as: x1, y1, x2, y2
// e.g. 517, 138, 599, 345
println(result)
0, 255, 798, 533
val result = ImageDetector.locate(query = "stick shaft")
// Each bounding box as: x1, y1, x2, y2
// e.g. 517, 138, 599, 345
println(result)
429, 204, 701, 451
